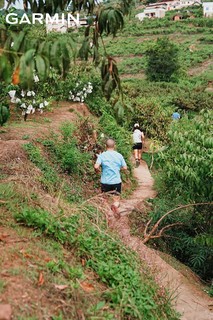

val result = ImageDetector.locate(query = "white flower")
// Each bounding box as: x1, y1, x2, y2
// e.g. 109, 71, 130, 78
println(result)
15, 98, 21, 103
39, 103, 44, 108
100, 133, 105, 138
11, 97, 17, 103
22, 110, 26, 116
21, 90, 25, 97
8, 90, 16, 99
31, 91, 35, 96
27, 91, 32, 97
26, 104, 33, 114
44, 101, 48, 106
20, 103, 26, 109
33, 75, 39, 82
33, 99, 36, 104
11, 42, 14, 47
32, 108, 35, 114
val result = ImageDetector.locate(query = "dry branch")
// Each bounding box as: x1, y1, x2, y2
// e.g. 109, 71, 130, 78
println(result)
142, 202, 213, 244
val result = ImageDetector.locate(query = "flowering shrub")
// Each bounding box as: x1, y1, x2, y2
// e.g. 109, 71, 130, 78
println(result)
69, 81, 93, 103
8, 88, 49, 119
8, 74, 50, 119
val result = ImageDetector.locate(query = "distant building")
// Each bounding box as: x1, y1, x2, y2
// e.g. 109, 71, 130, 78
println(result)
144, 7, 166, 18
135, 0, 201, 21
203, 2, 213, 17
46, 19, 68, 33
136, 5, 166, 20
46, 17, 89, 33
135, 12, 146, 21
67, 17, 88, 28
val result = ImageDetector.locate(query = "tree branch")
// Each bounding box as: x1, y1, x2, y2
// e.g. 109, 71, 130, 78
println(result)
142, 222, 183, 244
142, 202, 213, 244
145, 202, 212, 240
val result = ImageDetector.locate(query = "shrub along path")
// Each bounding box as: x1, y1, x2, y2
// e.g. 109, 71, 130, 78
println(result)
110, 160, 213, 320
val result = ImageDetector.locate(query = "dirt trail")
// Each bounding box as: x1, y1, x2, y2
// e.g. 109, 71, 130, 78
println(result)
111, 160, 213, 320
0, 102, 90, 142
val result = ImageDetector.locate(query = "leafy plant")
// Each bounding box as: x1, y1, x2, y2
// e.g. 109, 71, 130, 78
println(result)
1, 0, 133, 100
14, 204, 179, 320
145, 37, 180, 82
158, 109, 213, 202
0, 105, 10, 126
147, 110, 213, 280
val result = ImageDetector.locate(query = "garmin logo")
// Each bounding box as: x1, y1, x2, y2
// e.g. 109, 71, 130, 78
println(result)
5, 13, 80, 26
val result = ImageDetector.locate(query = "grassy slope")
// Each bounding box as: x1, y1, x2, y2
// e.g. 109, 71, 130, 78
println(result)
0, 106, 178, 320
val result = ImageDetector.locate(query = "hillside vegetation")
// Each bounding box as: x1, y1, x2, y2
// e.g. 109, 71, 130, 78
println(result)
0, 2, 213, 319
0, 105, 179, 319
102, 5, 213, 288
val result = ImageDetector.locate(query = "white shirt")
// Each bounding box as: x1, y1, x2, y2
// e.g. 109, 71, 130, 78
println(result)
133, 129, 144, 144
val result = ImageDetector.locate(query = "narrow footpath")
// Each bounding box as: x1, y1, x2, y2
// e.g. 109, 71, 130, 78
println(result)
111, 160, 213, 320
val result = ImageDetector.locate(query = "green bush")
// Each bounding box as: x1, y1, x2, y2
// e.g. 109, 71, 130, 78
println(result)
157, 109, 213, 201
0, 105, 10, 126
145, 38, 180, 82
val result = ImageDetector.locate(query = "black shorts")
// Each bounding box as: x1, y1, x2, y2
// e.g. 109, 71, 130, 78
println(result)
101, 183, 122, 194
133, 143, 142, 150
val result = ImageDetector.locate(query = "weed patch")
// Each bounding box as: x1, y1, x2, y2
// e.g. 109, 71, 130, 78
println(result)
14, 205, 179, 320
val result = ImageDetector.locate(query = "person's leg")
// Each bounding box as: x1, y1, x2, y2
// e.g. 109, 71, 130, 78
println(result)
134, 148, 138, 160
111, 183, 122, 218
138, 148, 142, 160
135, 147, 140, 167
138, 143, 143, 162
101, 183, 109, 204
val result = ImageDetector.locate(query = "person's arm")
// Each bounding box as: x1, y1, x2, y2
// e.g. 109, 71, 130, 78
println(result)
94, 155, 102, 173
141, 131, 145, 143
121, 166, 127, 171
94, 162, 101, 172
121, 156, 127, 171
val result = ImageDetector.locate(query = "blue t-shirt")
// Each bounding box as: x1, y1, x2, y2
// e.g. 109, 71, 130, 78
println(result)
172, 112, 180, 120
96, 150, 127, 185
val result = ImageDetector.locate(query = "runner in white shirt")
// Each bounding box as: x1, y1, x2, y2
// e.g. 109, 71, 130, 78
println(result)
132, 123, 145, 167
